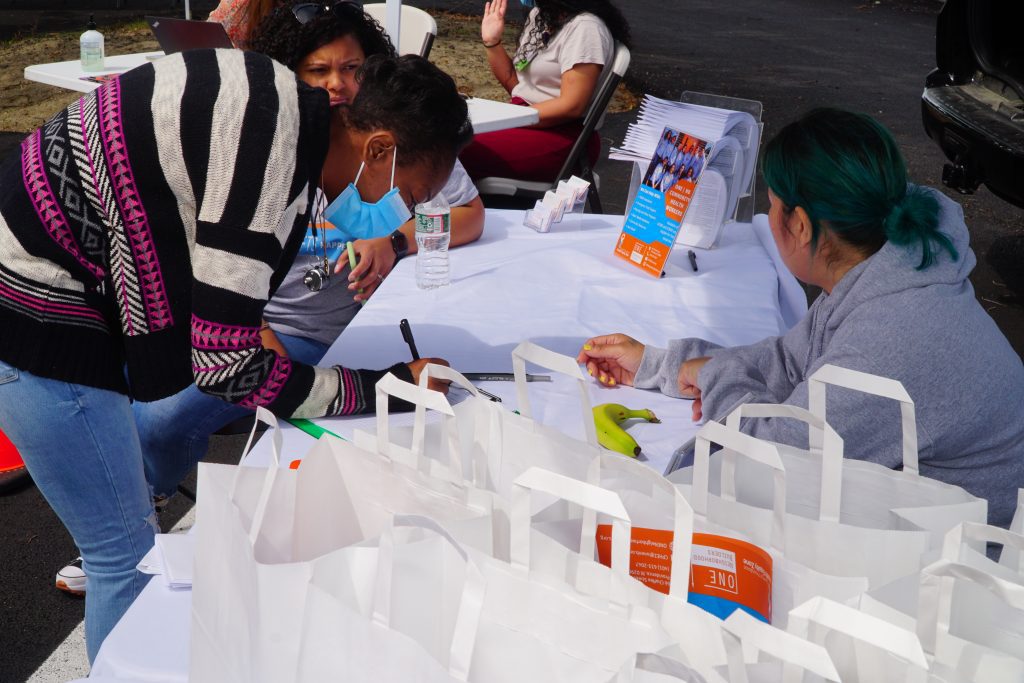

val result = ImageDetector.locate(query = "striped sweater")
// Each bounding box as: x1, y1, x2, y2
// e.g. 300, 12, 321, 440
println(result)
0, 49, 408, 417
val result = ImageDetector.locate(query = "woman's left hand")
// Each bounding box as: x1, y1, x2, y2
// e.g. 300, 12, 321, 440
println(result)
342, 237, 396, 302
678, 357, 711, 421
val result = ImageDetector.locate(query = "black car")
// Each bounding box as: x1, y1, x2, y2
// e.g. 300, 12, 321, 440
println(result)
921, 0, 1024, 209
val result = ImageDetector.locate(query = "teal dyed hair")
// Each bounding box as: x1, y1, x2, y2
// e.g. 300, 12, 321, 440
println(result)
762, 108, 956, 270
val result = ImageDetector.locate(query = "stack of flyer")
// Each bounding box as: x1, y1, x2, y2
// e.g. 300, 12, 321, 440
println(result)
611, 95, 760, 249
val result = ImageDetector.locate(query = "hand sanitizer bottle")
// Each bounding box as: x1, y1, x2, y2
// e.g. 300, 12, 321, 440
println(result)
80, 15, 105, 73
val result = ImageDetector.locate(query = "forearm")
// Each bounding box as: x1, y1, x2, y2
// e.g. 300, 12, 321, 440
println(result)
529, 96, 588, 128
634, 338, 725, 397
527, 63, 602, 128
486, 44, 519, 94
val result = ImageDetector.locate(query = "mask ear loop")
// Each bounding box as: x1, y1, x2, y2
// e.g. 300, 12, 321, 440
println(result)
318, 174, 329, 274
389, 147, 397, 189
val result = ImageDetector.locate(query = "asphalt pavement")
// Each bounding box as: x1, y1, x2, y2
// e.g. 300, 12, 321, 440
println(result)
2, 1, 1023, 681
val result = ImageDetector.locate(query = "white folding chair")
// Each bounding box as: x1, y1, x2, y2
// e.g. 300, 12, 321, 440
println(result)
475, 42, 631, 214
362, 3, 437, 58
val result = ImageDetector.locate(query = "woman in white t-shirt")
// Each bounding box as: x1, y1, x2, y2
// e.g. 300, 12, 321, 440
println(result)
460, 0, 631, 183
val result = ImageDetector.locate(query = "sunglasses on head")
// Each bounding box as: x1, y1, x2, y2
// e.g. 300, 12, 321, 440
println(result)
291, 0, 363, 24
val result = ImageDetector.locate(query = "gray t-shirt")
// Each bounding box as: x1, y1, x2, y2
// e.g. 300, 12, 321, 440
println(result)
264, 159, 479, 345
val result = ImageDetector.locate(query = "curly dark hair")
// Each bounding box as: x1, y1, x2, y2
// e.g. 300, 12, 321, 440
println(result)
248, 1, 396, 70
345, 54, 473, 168
513, 0, 631, 68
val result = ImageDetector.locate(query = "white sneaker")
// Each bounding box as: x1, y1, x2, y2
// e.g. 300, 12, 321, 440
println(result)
56, 556, 86, 595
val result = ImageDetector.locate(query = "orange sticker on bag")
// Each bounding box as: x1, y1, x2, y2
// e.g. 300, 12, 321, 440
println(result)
596, 527, 773, 623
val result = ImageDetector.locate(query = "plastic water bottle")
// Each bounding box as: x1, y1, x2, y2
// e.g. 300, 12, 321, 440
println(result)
415, 194, 451, 289
80, 15, 105, 73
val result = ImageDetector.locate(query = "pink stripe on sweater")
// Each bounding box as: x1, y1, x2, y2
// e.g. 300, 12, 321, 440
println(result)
0, 280, 105, 322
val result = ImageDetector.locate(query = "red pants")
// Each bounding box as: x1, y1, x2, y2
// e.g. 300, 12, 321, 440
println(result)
459, 98, 601, 184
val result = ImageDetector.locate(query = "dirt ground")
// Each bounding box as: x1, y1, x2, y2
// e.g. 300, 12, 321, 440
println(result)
0, 13, 636, 134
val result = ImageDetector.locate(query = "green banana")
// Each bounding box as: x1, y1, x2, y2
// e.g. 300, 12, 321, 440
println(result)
592, 403, 661, 458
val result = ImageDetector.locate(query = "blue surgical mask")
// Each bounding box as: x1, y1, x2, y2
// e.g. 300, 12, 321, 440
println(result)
323, 150, 411, 242
520, 0, 534, 7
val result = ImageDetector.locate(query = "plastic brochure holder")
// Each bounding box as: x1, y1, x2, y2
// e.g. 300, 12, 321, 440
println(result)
678, 91, 764, 224
623, 92, 764, 231
559, 176, 591, 207
543, 191, 569, 222
524, 200, 556, 233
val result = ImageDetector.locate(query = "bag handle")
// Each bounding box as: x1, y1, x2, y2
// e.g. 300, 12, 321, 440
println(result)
374, 372, 463, 479
693, 421, 787, 552
808, 364, 919, 474
609, 651, 707, 682
787, 596, 929, 673
419, 363, 498, 486
417, 362, 481, 396
722, 609, 841, 683
511, 341, 598, 447
1003, 489, 1024, 573
234, 407, 283, 546
585, 454, 694, 599
372, 514, 485, 680
724, 403, 844, 522
511, 467, 632, 607
942, 521, 1024, 575
917, 558, 1024, 655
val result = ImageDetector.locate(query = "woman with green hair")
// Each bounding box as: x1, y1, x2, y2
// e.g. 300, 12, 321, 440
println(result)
578, 108, 1024, 528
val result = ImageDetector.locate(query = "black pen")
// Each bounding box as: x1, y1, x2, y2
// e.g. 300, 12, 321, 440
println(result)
687, 249, 699, 272
399, 318, 420, 360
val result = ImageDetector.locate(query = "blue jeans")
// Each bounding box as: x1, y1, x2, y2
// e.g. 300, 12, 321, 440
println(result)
0, 359, 156, 663
134, 332, 329, 498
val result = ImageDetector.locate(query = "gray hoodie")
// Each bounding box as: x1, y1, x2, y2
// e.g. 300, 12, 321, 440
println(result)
635, 187, 1024, 528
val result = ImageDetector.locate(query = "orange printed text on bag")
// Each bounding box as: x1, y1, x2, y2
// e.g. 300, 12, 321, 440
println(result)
596, 527, 772, 622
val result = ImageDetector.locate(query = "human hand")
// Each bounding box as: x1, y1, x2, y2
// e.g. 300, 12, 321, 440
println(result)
576, 333, 645, 387
408, 357, 452, 395
340, 237, 396, 303
260, 325, 289, 358
481, 0, 507, 45
677, 357, 710, 420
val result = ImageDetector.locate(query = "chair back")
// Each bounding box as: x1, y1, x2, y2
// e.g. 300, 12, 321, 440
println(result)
363, 4, 438, 58
553, 42, 631, 185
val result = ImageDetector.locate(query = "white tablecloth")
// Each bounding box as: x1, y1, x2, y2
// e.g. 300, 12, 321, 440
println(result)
91, 209, 804, 681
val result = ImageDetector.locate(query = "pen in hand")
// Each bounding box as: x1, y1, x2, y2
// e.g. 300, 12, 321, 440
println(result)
399, 318, 420, 361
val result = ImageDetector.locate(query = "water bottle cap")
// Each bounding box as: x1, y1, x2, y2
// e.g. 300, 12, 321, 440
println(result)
88, 15, 97, 30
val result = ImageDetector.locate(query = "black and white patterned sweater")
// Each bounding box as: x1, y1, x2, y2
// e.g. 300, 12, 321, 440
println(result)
0, 49, 409, 416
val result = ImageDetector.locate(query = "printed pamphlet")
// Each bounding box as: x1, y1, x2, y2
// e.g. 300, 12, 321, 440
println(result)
614, 126, 709, 277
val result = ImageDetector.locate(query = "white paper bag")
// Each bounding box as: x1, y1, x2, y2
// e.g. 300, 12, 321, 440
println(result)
787, 596, 931, 682
678, 421, 869, 627
408, 344, 604, 506
857, 522, 1024, 680
190, 386, 499, 683
715, 609, 841, 683
486, 342, 605, 501
301, 471, 676, 682
295, 514, 485, 682
712, 402, 945, 587
190, 409, 313, 683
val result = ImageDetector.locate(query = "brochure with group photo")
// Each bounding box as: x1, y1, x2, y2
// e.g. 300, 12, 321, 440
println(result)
614, 126, 710, 277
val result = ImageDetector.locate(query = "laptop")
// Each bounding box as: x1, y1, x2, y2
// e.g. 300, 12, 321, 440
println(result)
146, 16, 234, 54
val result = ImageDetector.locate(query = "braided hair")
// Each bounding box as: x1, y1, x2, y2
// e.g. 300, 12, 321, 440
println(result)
513, 0, 631, 69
